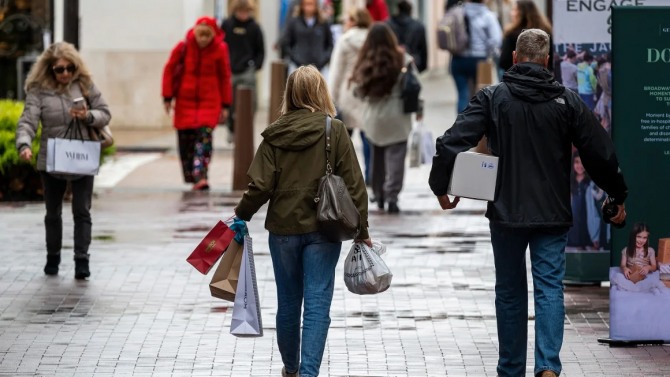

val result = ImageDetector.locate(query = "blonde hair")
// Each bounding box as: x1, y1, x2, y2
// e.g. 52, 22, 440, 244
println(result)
231, 0, 255, 12
281, 66, 336, 117
348, 8, 372, 28
24, 42, 93, 96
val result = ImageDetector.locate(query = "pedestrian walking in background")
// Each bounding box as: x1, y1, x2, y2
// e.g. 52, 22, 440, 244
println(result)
497, 0, 552, 75
328, 7, 373, 182
595, 54, 612, 132
162, 17, 232, 191
15, 42, 112, 279
282, 0, 334, 74
220, 0, 265, 143
351, 23, 417, 214
387, 0, 428, 73
366, 0, 389, 21
450, 0, 502, 113
560, 49, 579, 93
429, 29, 628, 377
577, 51, 597, 111
234, 66, 370, 377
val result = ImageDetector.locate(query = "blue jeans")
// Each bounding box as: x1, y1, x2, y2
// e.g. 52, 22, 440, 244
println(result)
489, 223, 568, 377
451, 56, 485, 113
268, 232, 342, 377
579, 93, 595, 111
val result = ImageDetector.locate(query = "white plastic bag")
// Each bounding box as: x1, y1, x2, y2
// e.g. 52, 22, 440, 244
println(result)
344, 241, 392, 295
408, 121, 435, 167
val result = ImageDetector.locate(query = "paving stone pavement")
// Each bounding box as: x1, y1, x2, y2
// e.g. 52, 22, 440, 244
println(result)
1, 165, 669, 377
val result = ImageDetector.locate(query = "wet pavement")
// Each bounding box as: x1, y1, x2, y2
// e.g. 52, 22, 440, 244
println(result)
2, 71, 670, 376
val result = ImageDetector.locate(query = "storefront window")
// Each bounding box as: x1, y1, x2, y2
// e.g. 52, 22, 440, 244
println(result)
0, 0, 51, 99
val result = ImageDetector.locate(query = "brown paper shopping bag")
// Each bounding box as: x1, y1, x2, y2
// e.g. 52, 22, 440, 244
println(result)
209, 240, 244, 301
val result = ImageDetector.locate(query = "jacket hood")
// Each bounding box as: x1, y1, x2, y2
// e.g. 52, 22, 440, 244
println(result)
391, 14, 412, 27
186, 16, 225, 46
262, 109, 327, 151
502, 62, 564, 103
341, 27, 368, 49
464, 2, 489, 17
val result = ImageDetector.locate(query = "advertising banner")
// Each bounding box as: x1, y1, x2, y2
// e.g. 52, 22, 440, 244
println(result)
609, 6, 670, 342
552, 0, 668, 282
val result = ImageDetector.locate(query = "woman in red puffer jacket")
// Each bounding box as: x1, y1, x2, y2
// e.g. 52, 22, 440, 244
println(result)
162, 17, 232, 190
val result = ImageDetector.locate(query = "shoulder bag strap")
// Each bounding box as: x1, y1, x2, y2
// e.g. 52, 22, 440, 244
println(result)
325, 116, 332, 175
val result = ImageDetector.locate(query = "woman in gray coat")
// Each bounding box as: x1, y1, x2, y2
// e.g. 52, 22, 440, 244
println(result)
351, 23, 416, 214
15, 42, 111, 279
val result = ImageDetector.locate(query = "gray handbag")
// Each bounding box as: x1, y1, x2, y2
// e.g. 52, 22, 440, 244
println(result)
314, 116, 361, 242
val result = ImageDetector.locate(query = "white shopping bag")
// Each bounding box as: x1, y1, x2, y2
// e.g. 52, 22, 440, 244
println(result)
419, 124, 435, 165
230, 235, 263, 337
47, 137, 101, 175
344, 241, 392, 295
408, 126, 421, 168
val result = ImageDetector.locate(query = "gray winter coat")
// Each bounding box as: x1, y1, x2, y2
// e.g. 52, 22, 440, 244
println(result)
15, 81, 111, 171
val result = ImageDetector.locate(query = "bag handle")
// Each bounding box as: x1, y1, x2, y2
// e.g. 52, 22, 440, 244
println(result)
325, 116, 332, 175
64, 118, 85, 141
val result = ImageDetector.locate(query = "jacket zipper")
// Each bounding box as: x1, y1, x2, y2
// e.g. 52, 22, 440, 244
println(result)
194, 46, 201, 126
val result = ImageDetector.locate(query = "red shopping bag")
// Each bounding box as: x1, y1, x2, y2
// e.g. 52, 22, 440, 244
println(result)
186, 220, 236, 274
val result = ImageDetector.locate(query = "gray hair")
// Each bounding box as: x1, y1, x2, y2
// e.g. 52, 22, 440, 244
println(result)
515, 29, 550, 63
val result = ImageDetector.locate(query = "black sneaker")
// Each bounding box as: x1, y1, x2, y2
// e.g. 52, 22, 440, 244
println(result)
387, 202, 400, 214
44, 254, 60, 275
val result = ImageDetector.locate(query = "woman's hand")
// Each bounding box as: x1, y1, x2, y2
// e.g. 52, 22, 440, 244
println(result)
19, 148, 32, 161
69, 107, 88, 120
219, 108, 229, 124
356, 238, 372, 247
164, 100, 173, 115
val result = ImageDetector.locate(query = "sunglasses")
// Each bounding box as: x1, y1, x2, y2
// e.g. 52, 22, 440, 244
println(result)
52, 64, 76, 74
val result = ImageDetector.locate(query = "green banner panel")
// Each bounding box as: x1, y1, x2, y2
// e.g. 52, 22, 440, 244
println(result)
610, 6, 670, 341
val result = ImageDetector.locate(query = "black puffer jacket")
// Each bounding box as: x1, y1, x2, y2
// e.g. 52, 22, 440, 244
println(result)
429, 62, 628, 228
388, 15, 427, 72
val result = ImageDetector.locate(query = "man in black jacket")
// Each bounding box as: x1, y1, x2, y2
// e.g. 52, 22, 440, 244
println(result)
220, 0, 265, 141
429, 29, 627, 377
387, 0, 427, 72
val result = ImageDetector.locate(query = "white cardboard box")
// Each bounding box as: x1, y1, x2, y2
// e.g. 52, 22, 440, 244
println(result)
447, 151, 499, 201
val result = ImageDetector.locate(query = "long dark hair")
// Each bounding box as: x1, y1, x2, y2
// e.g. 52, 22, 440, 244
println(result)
626, 223, 650, 259
504, 0, 552, 37
350, 23, 404, 99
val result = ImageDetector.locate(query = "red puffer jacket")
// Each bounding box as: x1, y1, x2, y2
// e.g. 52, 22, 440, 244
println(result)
162, 19, 232, 130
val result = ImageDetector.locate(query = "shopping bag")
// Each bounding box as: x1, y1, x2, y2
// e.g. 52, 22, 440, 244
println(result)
418, 122, 435, 165
230, 235, 263, 337
344, 241, 393, 295
186, 220, 236, 274
209, 240, 244, 301
408, 125, 421, 168
46, 137, 101, 175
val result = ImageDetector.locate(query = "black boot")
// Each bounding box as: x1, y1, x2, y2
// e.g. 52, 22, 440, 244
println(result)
44, 254, 60, 275
74, 259, 90, 280
387, 202, 400, 214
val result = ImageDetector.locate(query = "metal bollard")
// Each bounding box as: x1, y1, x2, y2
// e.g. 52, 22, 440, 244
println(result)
268, 60, 288, 124
233, 86, 254, 191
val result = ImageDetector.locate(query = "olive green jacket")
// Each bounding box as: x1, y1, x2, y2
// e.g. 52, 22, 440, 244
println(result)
235, 109, 370, 240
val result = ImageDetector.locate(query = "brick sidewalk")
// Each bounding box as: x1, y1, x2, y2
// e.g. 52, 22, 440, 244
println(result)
1, 166, 669, 377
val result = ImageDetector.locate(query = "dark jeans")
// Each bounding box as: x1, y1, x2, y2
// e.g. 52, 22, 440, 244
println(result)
489, 223, 568, 377
41, 172, 94, 260
451, 56, 486, 113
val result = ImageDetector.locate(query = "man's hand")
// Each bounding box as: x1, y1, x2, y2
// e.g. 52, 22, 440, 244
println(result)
19, 148, 32, 161
437, 194, 460, 210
